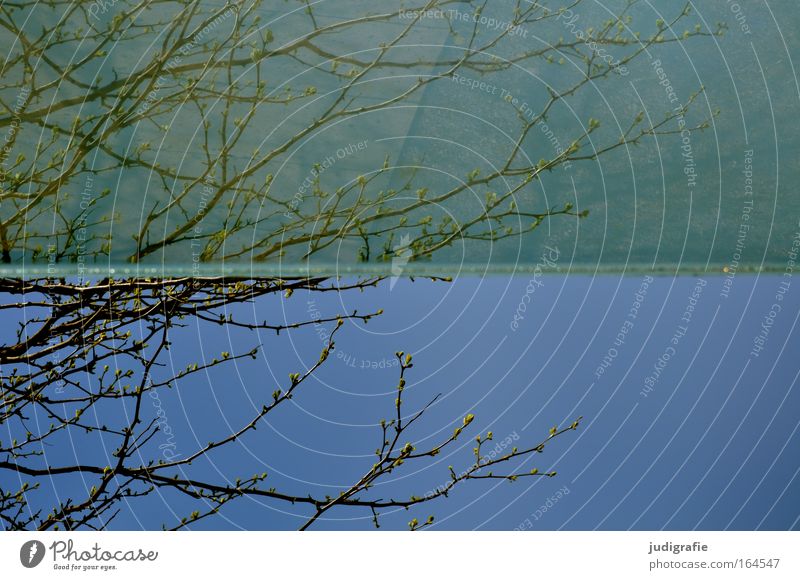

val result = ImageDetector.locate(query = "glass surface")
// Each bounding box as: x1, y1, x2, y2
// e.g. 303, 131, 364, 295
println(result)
0, 1, 796, 276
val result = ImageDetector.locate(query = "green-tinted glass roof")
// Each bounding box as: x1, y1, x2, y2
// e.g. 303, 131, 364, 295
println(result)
0, 1, 796, 276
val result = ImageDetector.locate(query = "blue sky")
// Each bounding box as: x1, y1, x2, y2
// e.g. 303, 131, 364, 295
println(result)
19, 272, 790, 531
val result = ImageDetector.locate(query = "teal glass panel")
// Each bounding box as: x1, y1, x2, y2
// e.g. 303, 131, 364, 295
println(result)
0, 1, 796, 276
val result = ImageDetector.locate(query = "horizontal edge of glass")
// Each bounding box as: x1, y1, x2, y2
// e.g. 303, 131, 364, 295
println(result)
0, 262, 782, 278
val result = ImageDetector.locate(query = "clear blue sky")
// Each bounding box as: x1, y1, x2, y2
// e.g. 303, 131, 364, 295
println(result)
39, 273, 792, 531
